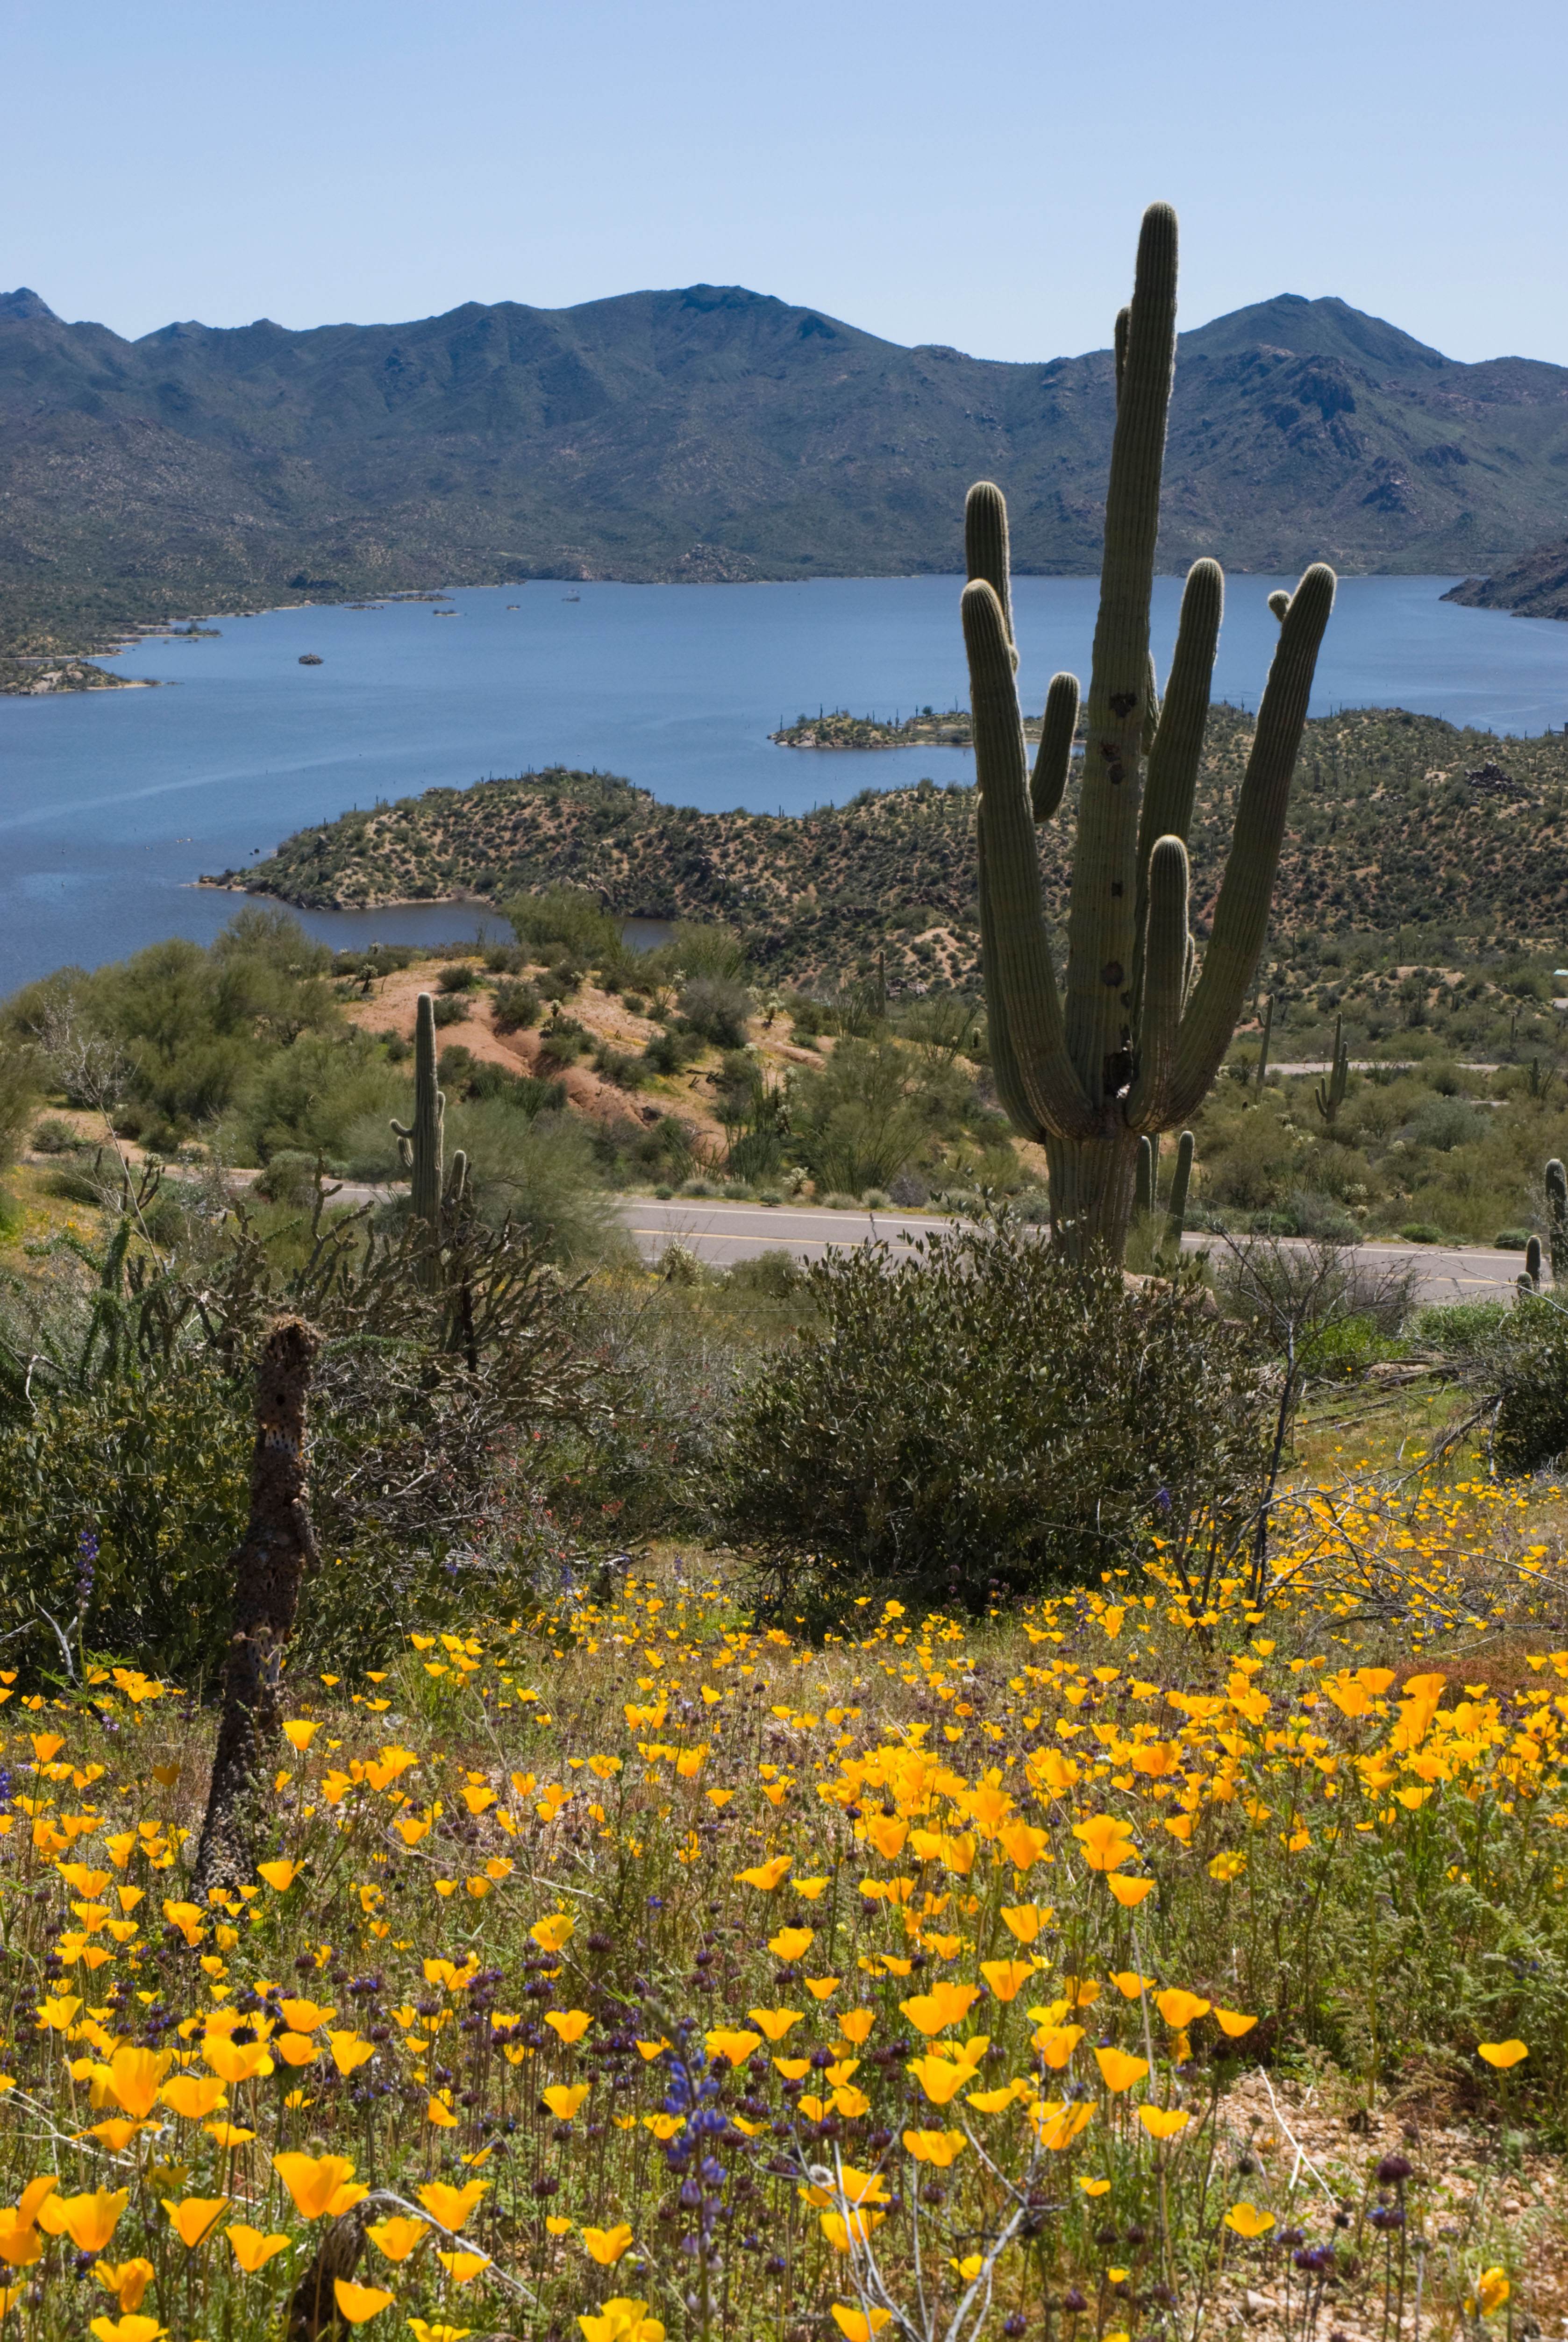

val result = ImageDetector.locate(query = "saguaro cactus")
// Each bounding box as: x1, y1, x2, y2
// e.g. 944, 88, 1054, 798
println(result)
1161, 1129, 1195, 1260
1547, 1156, 1568, 1283
390, 992, 445, 1287
1254, 993, 1274, 1090
1520, 1235, 1544, 1295
1135, 1133, 1157, 1218
1315, 1013, 1350, 1125
962, 203, 1335, 1257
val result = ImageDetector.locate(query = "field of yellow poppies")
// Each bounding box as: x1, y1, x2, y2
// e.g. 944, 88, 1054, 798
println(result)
2, 1459, 1567, 2342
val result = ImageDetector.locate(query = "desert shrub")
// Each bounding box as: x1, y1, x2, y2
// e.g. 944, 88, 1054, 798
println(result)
252, 1149, 321, 1207
31, 1115, 78, 1156
436, 961, 479, 992
1490, 1301, 1568, 1477
642, 1026, 706, 1076
443, 1100, 627, 1265
718, 1218, 1271, 1614
536, 1018, 587, 1067
0, 1196, 599, 1682
790, 1038, 925, 1196
219, 1029, 405, 1165
492, 979, 542, 1031
656, 920, 749, 984
593, 1044, 647, 1090
1414, 1300, 1511, 1354
506, 884, 622, 966
1404, 1095, 1487, 1153
679, 975, 752, 1048
727, 1130, 784, 1183
726, 1249, 803, 1299
10, 910, 338, 1141
431, 992, 469, 1026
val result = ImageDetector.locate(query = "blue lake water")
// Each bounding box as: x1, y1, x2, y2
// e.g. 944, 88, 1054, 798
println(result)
1, 572, 1567, 990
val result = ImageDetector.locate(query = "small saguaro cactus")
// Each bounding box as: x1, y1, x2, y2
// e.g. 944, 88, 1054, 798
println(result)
961, 202, 1335, 1258
1161, 1129, 1195, 1261
1135, 1133, 1158, 1219
1315, 1013, 1350, 1125
1254, 994, 1274, 1090
1547, 1156, 1568, 1284
390, 992, 445, 1288
1520, 1234, 1544, 1295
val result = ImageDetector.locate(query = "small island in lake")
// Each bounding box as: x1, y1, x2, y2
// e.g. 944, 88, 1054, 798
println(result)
771, 704, 1043, 749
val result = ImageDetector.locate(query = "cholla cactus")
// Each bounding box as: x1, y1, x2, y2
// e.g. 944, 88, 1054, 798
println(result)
962, 203, 1334, 1257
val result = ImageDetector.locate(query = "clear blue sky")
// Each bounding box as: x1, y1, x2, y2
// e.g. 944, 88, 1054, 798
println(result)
5, 0, 1565, 364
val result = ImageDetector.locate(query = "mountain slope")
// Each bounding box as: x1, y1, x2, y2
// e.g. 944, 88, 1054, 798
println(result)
1443, 537, 1568, 620
5, 281, 1568, 650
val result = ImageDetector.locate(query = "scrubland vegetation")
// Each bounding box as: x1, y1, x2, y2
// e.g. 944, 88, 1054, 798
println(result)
2, 882, 1568, 2338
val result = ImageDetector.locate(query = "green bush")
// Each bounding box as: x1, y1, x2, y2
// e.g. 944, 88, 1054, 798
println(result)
1400, 1222, 1444, 1244
506, 885, 623, 966
431, 993, 469, 1026
1413, 1301, 1511, 1354
791, 1039, 925, 1196
717, 1218, 1271, 1613
1493, 1305, 1568, 1477
679, 976, 752, 1049
492, 979, 542, 1031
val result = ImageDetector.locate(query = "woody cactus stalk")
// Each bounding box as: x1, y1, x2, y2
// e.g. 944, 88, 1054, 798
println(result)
962, 202, 1335, 1257
390, 992, 444, 1289
194, 1316, 320, 1890
1315, 1012, 1350, 1125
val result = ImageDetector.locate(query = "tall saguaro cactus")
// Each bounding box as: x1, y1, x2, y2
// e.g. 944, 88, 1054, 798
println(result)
390, 992, 444, 1288
962, 203, 1336, 1257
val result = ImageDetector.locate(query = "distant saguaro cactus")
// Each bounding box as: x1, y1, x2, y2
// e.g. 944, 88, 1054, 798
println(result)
1315, 1013, 1350, 1125
961, 203, 1335, 1258
1161, 1129, 1195, 1261
1520, 1234, 1544, 1295
1254, 994, 1275, 1090
391, 992, 444, 1288
1547, 1156, 1568, 1283
1135, 1133, 1157, 1219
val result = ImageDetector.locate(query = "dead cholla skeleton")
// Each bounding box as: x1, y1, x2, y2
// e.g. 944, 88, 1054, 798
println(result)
962, 201, 1336, 1257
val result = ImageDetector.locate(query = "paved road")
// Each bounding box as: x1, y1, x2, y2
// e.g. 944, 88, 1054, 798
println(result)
614, 1196, 1535, 1305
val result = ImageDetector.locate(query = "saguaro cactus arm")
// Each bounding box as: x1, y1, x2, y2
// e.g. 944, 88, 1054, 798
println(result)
1032, 672, 1081, 825
966, 581, 1097, 1140
1168, 564, 1335, 1121
1133, 558, 1223, 953
1125, 836, 1190, 1132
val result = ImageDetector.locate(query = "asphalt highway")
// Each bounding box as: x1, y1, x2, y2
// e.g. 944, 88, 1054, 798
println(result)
614, 1197, 1535, 1305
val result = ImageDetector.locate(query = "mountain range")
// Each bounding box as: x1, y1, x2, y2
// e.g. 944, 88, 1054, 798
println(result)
5, 279, 1568, 651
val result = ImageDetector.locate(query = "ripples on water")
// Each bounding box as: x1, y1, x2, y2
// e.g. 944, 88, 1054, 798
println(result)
0, 573, 1566, 987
